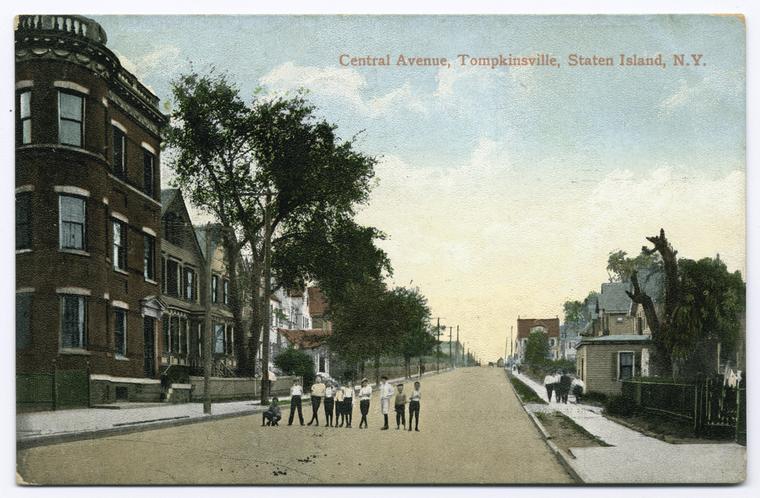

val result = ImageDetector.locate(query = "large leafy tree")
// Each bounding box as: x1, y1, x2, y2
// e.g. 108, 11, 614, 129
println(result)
392, 287, 433, 378
166, 70, 382, 395
607, 249, 661, 282
627, 229, 745, 377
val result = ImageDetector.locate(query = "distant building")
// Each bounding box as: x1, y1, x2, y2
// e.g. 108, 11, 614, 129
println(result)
515, 317, 560, 362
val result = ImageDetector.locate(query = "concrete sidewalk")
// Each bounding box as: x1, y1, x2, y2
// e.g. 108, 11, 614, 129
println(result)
17, 369, 451, 447
512, 370, 746, 483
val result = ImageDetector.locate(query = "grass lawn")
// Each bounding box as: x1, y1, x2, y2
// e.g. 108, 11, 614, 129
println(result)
604, 411, 732, 443
509, 375, 547, 404
535, 410, 611, 453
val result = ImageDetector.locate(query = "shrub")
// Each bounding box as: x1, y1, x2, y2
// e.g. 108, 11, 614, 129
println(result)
583, 391, 608, 404
274, 348, 315, 387
605, 394, 638, 417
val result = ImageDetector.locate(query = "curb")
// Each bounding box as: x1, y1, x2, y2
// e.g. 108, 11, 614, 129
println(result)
505, 371, 585, 484
17, 406, 264, 450
18, 368, 457, 450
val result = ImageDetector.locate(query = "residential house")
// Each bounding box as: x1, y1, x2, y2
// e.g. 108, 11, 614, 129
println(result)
15, 16, 167, 409
195, 226, 238, 376
576, 268, 663, 396
515, 317, 560, 362
158, 189, 204, 372
266, 286, 313, 374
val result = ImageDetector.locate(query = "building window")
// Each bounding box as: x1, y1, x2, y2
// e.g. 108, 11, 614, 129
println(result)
196, 322, 203, 358
60, 294, 86, 349
223, 279, 229, 305
112, 219, 126, 270
19, 91, 31, 144
184, 267, 195, 301
214, 323, 225, 353
225, 325, 234, 354
112, 126, 126, 177
59, 195, 86, 250
58, 91, 84, 147
211, 275, 219, 304
144, 235, 155, 280
114, 309, 126, 357
162, 318, 170, 353
143, 151, 155, 197
178, 317, 187, 355
618, 352, 634, 380
171, 316, 180, 354
16, 294, 32, 350
166, 259, 180, 297
16, 192, 31, 250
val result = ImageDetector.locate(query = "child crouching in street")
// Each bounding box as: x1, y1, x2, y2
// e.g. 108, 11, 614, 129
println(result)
262, 397, 281, 426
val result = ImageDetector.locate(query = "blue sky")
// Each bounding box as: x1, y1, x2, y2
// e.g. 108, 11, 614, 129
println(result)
92, 15, 745, 359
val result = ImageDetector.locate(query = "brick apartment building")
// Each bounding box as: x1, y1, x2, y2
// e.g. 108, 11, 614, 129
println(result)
15, 16, 167, 409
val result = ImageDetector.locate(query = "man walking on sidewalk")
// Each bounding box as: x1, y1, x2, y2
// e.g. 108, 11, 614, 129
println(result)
543, 372, 556, 402
307, 375, 326, 426
379, 375, 395, 430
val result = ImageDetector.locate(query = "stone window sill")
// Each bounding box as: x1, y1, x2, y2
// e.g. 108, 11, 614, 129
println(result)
60, 248, 90, 257
115, 355, 129, 361
114, 267, 129, 276
16, 249, 32, 254
145, 278, 158, 285
59, 348, 91, 356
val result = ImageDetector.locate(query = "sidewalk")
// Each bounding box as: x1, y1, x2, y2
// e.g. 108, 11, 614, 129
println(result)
17, 368, 451, 448
512, 370, 746, 483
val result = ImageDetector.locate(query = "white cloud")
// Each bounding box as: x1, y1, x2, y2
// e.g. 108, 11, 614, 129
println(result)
659, 70, 743, 114
113, 45, 182, 90
259, 62, 425, 117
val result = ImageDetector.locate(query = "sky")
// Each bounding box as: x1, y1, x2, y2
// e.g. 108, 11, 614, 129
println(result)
91, 15, 746, 361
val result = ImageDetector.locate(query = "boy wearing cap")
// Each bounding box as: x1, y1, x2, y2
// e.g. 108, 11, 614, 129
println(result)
343, 382, 354, 428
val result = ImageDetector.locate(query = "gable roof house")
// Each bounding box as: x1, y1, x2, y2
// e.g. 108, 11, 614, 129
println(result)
576, 267, 664, 396
515, 317, 561, 362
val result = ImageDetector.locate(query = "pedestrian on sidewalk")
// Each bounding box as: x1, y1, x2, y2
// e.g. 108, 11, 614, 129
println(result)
543, 372, 556, 402
262, 397, 282, 426
394, 383, 407, 430
324, 382, 335, 427
558, 371, 572, 404
288, 378, 305, 426
334, 382, 346, 427
307, 375, 326, 426
408, 381, 421, 432
343, 382, 354, 428
379, 375, 395, 430
358, 378, 372, 428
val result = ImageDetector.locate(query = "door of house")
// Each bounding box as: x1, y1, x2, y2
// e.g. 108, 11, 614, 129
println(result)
143, 317, 156, 377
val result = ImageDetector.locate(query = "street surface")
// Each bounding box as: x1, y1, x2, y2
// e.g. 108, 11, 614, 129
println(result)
17, 367, 572, 484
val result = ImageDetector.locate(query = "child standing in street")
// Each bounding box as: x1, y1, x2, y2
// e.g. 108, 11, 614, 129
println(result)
394, 384, 407, 430
379, 375, 395, 430
262, 397, 281, 426
408, 381, 421, 432
307, 375, 325, 426
324, 381, 335, 427
358, 378, 372, 429
343, 382, 354, 428
334, 382, 345, 427
288, 378, 304, 426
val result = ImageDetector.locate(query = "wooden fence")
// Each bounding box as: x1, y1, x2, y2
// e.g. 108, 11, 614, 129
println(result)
622, 374, 746, 444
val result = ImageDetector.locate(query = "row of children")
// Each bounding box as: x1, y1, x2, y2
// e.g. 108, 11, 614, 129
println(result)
262, 375, 422, 431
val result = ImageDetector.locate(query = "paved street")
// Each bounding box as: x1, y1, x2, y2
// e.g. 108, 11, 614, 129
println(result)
17, 368, 572, 485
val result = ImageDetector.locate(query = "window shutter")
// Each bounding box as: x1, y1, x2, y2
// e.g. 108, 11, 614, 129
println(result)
612, 352, 619, 380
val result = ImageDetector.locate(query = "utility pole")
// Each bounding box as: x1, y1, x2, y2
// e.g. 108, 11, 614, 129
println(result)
260, 192, 272, 404
448, 326, 453, 369
436, 317, 441, 373
455, 325, 459, 367
203, 223, 213, 415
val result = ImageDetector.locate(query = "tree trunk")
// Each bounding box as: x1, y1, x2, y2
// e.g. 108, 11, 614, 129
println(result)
247, 248, 262, 378
374, 355, 380, 386
223, 232, 249, 377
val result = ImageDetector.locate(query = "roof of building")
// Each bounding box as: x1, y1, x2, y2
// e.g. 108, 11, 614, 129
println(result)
308, 287, 329, 317
278, 328, 331, 349
634, 267, 664, 302
517, 317, 560, 339
598, 282, 632, 313
160, 188, 179, 216
578, 334, 652, 346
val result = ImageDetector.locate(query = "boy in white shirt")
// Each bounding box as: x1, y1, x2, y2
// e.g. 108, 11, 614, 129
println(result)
379, 375, 395, 430
358, 378, 372, 428
343, 383, 354, 428
307, 375, 326, 426
408, 381, 421, 432
288, 378, 304, 426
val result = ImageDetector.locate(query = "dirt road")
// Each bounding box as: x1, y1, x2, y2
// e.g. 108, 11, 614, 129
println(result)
17, 367, 573, 484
